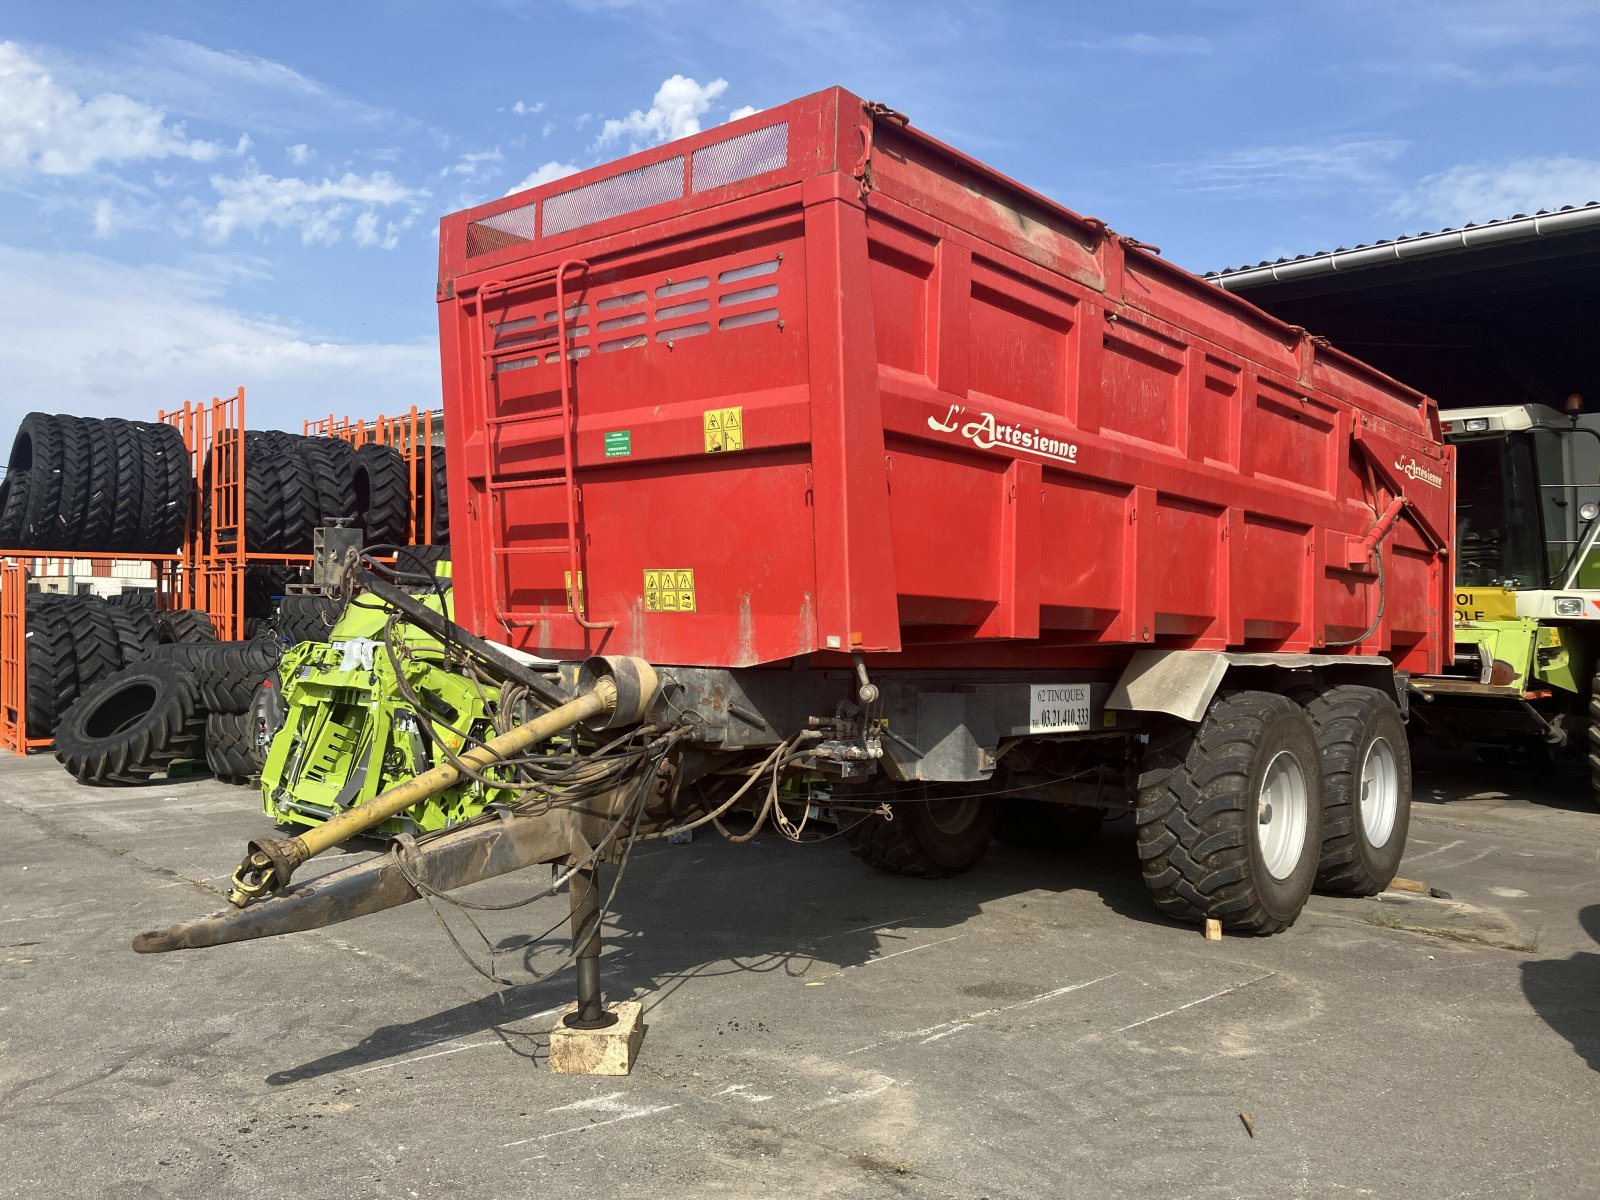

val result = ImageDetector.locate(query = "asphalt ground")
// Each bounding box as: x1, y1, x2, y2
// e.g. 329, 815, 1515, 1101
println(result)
3, 747, 1599, 1200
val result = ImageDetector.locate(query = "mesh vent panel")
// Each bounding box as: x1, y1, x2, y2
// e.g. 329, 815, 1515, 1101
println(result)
543, 158, 685, 236
692, 123, 789, 193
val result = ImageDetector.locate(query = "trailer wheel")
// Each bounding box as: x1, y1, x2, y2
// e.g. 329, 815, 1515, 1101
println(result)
845, 785, 996, 878
1136, 691, 1324, 934
1298, 686, 1410, 895
53, 660, 205, 785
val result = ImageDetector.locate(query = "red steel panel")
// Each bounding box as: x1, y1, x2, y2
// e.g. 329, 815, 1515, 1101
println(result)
436, 87, 1453, 675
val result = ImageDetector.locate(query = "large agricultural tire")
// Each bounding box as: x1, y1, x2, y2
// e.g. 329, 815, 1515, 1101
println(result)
354, 443, 411, 546
251, 678, 287, 765
195, 640, 281, 713
11, 414, 66, 549
845, 785, 997, 879
106, 605, 160, 666
66, 597, 124, 692
53, 416, 91, 550
1298, 686, 1411, 896
423, 452, 449, 544
204, 710, 257, 783
155, 609, 217, 644
274, 447, 321, 554
1135, 691, 1325, 935
304, 436, 359, 529
53, 660, 205, 785
77, 417, 118, 553
394, 543, 449, 583
135, 422, 191, 553
103, 417, 146, 553
277, 594, 345, 645
994, 798, 1106, 850
24, 596, 79, 737
244, 564, 296, 618
0, 471, 28, 546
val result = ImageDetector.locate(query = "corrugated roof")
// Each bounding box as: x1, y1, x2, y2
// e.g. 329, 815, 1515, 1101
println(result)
1206, 201, 1600, 288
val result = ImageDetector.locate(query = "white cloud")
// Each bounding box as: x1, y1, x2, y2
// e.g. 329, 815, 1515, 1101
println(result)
1174, 138, 1409, 194
0, 41, 232, 177
195, 167, 428, 246
727, 105, 759, 122
541, 120, 557, 139
287, 143, 312, 165
510, 100, 546, 116
51, 35, 396, 139
1391, 157, 1600, 225
441, 148, 504, 185
595, 75, 729, 151
0, 245, 437, 429
505, 161, 581, 195
1074, 33, 1212, 55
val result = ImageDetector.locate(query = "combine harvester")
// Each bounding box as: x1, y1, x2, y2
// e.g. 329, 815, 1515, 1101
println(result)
137, 88, 1453, 1069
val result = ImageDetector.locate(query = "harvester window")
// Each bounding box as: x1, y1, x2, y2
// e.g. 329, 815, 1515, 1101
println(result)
1454, 435, 1547, 588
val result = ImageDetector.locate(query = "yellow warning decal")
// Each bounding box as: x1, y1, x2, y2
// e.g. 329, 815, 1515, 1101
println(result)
644, 568, 696, 613
703, 406, 744, 453
563, 570, 583, 614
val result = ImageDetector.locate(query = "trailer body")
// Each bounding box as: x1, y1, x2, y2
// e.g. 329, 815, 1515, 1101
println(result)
437, 88, 1451, 681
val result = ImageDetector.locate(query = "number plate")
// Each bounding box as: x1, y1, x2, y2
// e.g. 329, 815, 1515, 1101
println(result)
1029, 683, 1093, 733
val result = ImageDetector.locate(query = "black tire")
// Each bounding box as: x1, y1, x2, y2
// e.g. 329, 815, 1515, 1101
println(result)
425, 451, 449, 544
244, 564, 295, 618
994, 798, 1106, 850
195, 640, 282, 713
1589, 662, 1600, 807
53, 660, 205, 785
845, 784, 997, 878
106, 605, 160, 666
251, 678, 287, 766
274, 446, 321, 554
24, 595, 78, 737
66, 596, 124, 690
53, 416, 91, 550
77, 418, 118, 553
303, 436, 359, 528
277, 594, 345, 644
103, 417, 146, 554
394, 543, 449, 582
354, 443, 411, 546
205, 710, 257, 783
155, 609, 217, 644
135, 422, 191, 553
0, 470, 29, 547
11, 413, 66, 549
107, 589, 157, 608
1135, 691, 1325, 935
1298, 685, 1411, 896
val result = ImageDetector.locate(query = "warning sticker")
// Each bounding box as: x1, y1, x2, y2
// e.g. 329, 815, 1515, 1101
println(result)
703, 406, 744, 453
644, 568, 695, 613
563, 570, 583, 614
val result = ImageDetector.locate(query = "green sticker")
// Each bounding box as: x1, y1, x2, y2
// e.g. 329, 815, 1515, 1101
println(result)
604, 430, 632, 458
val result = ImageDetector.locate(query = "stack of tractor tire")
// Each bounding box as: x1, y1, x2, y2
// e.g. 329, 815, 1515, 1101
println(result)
53, 632, 284, 786
196, 431, 450, 557
24, 594, 214, 740
0, 414, 191, 552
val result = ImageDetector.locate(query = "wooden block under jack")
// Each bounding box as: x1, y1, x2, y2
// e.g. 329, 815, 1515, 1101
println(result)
1203, 919, 1223, 941
548, 1001, 644, 1075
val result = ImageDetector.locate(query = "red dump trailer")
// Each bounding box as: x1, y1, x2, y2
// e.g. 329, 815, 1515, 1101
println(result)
435, 87, 1454, 932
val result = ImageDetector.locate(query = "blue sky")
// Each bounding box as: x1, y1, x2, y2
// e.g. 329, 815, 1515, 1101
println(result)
2, 0, 1597, 430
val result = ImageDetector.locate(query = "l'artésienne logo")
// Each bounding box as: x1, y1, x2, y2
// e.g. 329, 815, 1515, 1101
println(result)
927, 404, 1079, 465
1394, 455, 1443, 489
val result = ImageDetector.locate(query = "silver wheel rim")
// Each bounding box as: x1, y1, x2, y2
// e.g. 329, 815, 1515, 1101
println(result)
1360, 737, 1400, 849
1257, 750, 1310, 880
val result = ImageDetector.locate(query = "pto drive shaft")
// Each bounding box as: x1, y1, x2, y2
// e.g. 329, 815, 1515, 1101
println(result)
228, 671, 629, 907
